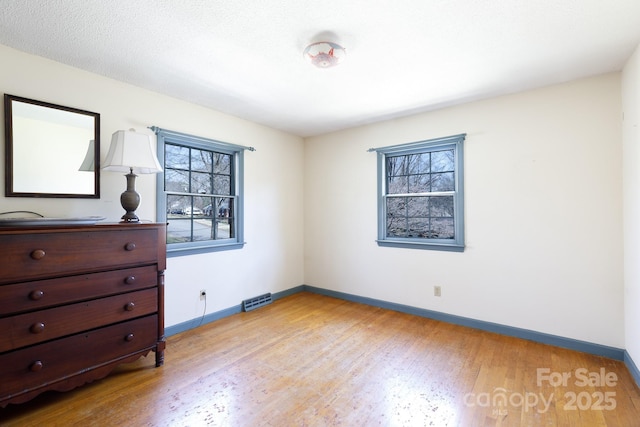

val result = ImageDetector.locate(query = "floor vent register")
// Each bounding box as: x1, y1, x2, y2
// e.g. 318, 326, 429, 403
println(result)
242, 293, 273, 312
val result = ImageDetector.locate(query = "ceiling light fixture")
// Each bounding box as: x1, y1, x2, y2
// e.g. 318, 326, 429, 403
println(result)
303, 41, 346, 68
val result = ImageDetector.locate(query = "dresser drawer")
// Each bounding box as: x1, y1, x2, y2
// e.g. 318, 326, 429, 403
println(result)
0, 288, 157, 353
0, 228, 159, 284
0, 315, 158, 399
0, 265, 158, 316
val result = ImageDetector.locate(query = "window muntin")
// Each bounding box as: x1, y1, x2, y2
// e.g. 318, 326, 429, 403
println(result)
374, 134, 465, 251
153, 127, 249, 256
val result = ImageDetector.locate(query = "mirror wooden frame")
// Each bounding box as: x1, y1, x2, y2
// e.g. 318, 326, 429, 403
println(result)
4, 94, 100, 198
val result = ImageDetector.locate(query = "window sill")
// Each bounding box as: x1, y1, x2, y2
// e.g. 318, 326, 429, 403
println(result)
376, 239, 465, 252
167, 241, 246, 257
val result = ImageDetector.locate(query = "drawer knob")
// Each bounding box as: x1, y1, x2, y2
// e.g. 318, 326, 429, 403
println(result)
30, 360, 44, 372
125, 275, 136, 285
124, 242, 136, 251
125, 333, 135, 342
30, 322, 45, 334
124, 302, 136, 311
29, 290, 45, 300
30, 249, 46, 260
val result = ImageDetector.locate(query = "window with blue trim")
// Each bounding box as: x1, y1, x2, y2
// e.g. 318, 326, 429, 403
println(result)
153, 127, 251, 256
372, 134, 465, 252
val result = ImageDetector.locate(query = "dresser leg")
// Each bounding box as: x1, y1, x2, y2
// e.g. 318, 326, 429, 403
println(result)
155, 339, 166, 367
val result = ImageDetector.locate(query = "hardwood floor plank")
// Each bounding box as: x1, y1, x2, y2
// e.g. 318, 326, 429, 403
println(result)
1, 292, 639, 426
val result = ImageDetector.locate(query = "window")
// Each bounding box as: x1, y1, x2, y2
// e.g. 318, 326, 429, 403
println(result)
372, 134, 465, 251
153, 127, 252, 256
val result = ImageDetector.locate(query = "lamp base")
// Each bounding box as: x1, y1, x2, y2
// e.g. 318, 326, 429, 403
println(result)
120, 171, 141, 223
120, 211, 140, 223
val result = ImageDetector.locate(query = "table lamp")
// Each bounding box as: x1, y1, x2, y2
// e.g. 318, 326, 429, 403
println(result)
102, 129, 162, 222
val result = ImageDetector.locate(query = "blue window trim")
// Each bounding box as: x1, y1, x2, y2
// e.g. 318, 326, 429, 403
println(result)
371, 133, 465, 252
151, 126, 253, 257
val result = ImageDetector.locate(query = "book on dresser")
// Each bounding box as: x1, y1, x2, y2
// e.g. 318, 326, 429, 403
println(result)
0, 222, 166, 407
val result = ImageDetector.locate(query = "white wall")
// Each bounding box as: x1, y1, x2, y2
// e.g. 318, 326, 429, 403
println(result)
304, 73, 624, 348
0, 42, 630, 349
0, 44, 305, 327
623, 44, 640, 361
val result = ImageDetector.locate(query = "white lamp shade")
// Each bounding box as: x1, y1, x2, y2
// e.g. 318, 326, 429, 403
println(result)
102, 129, 162, 174
78, 139, 95, 171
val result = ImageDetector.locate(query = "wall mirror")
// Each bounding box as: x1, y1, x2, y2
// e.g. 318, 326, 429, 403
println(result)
4, 94, 100, 198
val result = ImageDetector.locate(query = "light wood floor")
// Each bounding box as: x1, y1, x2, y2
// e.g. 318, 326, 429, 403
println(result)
2, 292, 640, 426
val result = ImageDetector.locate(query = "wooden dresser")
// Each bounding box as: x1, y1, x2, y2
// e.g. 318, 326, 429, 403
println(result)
0, 222, 166, 407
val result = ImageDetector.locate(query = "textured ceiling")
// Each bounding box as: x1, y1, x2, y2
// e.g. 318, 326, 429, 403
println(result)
1, 0, 639, 137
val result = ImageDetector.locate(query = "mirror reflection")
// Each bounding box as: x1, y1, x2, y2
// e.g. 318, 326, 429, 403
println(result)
4, 94, 100, 198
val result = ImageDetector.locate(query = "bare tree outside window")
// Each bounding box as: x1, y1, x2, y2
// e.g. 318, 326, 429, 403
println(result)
164, 144, 236, 244
153, 126, 249, 256
386, 149, 455, 239
374, 134, 465, 251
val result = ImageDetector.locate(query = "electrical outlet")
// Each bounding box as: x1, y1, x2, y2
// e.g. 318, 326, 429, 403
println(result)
434, 286, 442, 297
200, 289, 207, 300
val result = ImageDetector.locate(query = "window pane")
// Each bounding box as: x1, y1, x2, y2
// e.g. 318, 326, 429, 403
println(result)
165, 196, 237, 243
387, 176, 408, 194
386, 197, 407, 237
214, 218, 232, 239
387, 156, 406, 176
431, 218, 455, 239
387, 196, 406, 216
214, 153, 232, 174
183, 196, 197, 216
215, 197, 232, 218
431, 149, 454, 172
203, 198, 215, 217
430, 196, 454, 218
431, 172, 455, 192
407, 196, 428, 217
407, 218, 430, 237
193, 196, 209, 215
193, 218, 215, 242
165, 169, 189, 193
208, 198, 233, 239
167, 220, 191, 244
166, 195, 226, 243
167, 194, 189, 216
183, 218, 211, 242
191, 171, 212, 194
408, 174, 432, 193
407, 153, 430, 174
191, 149, 212, 173
227, 198, 235, 238
213, 175, 231, 195
385, 195, 455, 239
386, 216, 407, 237
165, 144, 189, 169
